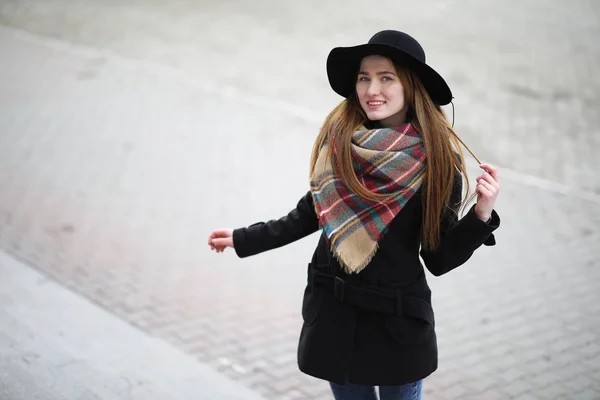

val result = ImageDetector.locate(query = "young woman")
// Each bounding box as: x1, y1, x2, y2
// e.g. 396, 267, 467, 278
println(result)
208, 30, 500, 400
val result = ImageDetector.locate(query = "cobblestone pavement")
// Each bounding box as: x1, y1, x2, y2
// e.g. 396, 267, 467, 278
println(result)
0, 0, 599, 399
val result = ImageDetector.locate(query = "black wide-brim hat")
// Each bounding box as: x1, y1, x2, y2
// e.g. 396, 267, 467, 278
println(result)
327, 30, 453, 106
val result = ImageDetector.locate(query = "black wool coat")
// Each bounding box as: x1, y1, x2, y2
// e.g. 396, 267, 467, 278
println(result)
232, 177, 500, 386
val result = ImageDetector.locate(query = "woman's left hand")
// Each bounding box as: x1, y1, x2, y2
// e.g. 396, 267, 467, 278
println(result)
474, 163, 500, 222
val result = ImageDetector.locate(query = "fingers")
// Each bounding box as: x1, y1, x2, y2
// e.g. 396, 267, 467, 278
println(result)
477, 174, 499, 194
476, 181, 494, 198
476, 172, 498, 187
476, 164, 500, 194
208, 228, 233, 253
480, 163, 499, 183
475, 164, 500, 221
209, 229, 231, 239
208, 229, 233, 243
211, 238, 231, 247
209, 242, 227, 253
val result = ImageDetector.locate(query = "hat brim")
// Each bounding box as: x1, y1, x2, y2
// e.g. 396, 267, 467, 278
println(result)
326, 43, 453, 106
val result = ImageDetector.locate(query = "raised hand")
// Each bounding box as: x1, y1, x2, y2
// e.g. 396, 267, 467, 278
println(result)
474, 163, 500, 222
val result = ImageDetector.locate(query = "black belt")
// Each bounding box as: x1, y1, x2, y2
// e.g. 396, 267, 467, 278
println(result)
313, 272, 434, 325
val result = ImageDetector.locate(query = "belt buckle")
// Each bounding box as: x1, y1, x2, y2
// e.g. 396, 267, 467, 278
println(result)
334, 277, 345, 301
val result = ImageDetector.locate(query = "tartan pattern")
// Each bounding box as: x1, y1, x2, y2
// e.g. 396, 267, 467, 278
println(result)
310, 123, 426, 273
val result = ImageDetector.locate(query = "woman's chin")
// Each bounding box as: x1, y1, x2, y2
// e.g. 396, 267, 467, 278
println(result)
365, 111, 386, 121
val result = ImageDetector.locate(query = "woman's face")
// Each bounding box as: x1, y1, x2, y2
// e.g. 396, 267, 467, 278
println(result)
356, 55, 408, 128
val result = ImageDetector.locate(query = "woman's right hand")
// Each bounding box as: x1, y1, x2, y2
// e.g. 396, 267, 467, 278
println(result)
208, 228, 234, 253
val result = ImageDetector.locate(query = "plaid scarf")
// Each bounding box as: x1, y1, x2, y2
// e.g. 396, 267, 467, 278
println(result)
310, 123, 426, 274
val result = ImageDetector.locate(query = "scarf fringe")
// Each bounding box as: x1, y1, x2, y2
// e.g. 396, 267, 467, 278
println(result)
332, 241, 380, 275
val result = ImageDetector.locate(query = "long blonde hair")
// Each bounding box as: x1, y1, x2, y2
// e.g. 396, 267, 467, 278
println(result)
310, 63, 477, 250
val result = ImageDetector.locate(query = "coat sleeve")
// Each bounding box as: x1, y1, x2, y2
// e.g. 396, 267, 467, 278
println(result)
420, 172, 500, 277
232, 191, 320, 258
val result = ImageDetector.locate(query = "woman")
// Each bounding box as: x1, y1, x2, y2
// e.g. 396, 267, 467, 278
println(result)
208, 30, 500, 400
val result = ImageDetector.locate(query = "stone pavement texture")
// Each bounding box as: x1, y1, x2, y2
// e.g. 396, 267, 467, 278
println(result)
0, 250, 267, 400
0, 0, 599, 399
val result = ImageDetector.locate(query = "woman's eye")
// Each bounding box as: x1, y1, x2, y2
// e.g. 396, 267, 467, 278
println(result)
358, 76, 369, 82
382, 76, 393, 82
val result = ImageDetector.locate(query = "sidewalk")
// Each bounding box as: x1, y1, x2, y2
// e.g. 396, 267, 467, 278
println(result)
0, 250, 266, 400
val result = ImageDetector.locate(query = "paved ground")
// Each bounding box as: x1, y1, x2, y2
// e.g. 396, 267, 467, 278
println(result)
0, 251, 267, 400
0, 0, 599, 399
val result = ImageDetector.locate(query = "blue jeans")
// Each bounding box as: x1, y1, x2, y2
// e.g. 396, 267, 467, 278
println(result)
329, 380, 422, 400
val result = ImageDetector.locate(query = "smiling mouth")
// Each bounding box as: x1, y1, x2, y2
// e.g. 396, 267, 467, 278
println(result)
367, 101, 386, 109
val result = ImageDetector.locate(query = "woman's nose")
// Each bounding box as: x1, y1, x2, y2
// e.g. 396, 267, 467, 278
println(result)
367, 81, 380, 96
